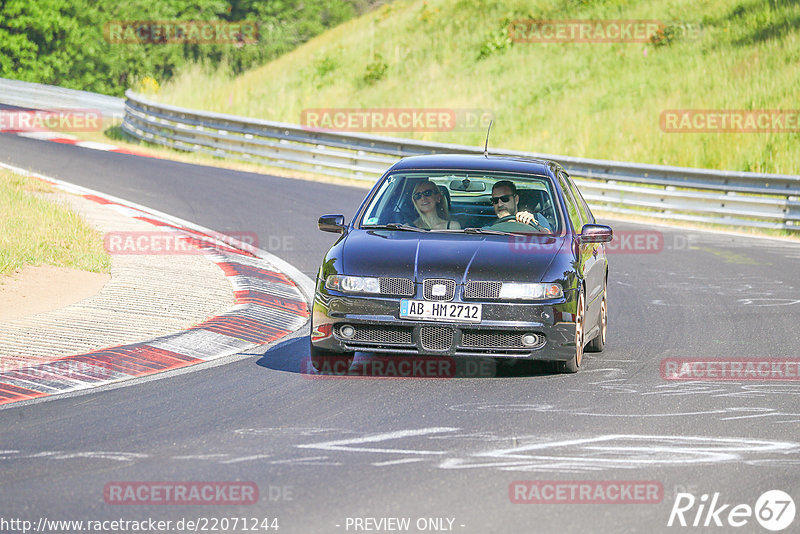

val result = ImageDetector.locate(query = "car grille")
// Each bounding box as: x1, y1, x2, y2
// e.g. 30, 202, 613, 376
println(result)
463, 281, 502, 299
419, 326, 453, 351
379, 277, 415, 296
337, 325, 412, 345
423, 278, 455, 301
462, 331, 545, 349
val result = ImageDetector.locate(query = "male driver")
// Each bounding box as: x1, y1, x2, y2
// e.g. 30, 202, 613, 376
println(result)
488, 180, 552, 233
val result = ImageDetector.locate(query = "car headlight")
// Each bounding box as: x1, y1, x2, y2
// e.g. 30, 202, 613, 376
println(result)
325, 275, 381, 294
499, 282, 563, 300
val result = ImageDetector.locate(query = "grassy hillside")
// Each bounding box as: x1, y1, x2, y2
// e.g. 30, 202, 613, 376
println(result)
153, 0, 799, 174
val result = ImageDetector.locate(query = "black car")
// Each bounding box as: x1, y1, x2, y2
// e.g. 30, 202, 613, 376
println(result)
311, 154, 612, 373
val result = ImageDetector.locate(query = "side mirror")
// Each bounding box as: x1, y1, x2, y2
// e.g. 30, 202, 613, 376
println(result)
318, 214, 346, 234
580, 224, 613, 243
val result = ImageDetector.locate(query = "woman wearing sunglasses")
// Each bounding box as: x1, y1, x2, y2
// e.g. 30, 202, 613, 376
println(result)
411, 180, 461, 230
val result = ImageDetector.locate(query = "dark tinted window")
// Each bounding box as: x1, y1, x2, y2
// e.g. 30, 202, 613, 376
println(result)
360, 171, 562, 234
557, 172, 583, 232
564, 173, 594, 225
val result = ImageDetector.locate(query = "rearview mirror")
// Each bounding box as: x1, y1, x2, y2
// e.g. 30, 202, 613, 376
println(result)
318, 214, 346, 233
449, 178, 486, 192
580, 224, 613, 243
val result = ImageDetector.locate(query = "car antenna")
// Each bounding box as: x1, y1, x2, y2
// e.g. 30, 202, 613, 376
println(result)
483, 120, 493, 158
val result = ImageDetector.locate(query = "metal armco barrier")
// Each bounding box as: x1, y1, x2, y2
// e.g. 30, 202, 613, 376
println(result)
2, 77, 797, 231
0, 78, 125, 118
120, 91, 800, 231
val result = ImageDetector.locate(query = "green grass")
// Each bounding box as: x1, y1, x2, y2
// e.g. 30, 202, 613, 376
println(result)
0, 171, 111, 277
151, 0, 800, 175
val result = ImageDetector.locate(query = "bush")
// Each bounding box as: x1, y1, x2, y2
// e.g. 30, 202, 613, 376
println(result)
360, 53, 388, 86
0, 0, 375, 96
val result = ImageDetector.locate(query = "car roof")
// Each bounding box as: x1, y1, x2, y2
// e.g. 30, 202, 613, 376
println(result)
387, 154, 558, 176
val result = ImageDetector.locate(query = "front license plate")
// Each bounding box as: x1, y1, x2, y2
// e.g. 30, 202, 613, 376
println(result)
400, 300, 482, 323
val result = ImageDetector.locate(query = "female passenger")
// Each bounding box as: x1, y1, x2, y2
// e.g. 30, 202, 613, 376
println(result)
411, 180, 461, 230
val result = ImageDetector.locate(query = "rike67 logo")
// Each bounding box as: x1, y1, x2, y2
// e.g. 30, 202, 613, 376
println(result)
668, 490, 795, 531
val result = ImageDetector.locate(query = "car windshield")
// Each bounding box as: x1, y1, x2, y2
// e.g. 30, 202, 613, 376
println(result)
359, 171, 562, 235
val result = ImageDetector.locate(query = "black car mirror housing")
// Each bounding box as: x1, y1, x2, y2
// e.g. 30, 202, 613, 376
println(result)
319, 214, 346, 233
579, 224, 613, 243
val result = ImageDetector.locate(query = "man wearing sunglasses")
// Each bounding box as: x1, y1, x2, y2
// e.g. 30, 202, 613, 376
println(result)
488, 180, 552, 233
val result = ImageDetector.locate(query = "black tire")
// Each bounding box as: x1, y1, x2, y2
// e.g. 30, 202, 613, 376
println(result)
309, 340, 354, 374
586, 285, 607, 353
555, 289, 585, 374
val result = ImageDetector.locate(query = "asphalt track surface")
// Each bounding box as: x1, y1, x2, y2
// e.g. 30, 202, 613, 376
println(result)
1, 132, 800, 533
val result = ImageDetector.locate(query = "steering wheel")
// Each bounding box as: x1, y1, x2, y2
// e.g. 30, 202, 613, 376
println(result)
492, 214, 549, 234
498, 214, 542, 227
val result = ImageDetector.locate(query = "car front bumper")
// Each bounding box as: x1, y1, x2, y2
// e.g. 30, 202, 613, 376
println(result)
311, 286, 579, 361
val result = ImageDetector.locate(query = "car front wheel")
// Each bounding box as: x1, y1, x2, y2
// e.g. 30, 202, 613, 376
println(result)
556, 289, 584, 374
586, 285, 607, 353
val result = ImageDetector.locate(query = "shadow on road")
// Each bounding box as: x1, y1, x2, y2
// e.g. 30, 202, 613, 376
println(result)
254, 336, 555, 379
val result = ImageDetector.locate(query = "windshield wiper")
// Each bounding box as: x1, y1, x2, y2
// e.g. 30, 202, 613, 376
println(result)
462, 227, 515, 235
362, 223, 429, 232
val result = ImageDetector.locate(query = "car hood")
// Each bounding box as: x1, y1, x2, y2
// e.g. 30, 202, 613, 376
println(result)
339, 229, 568, 283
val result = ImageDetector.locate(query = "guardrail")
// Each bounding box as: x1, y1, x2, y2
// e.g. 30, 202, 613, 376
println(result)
121, 91, 800, 231
2, 77, 796, 231
0, 78, 125, 118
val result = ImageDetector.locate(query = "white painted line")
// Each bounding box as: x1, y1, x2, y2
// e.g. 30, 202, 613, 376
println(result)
297, 427, 459, 455
148, 330, 254, 361
75, 141, 118, 151
372, 458, 427, 466
106, 203, 148, 218
219, 454, 272, 464
266, 456, 339, 466
16, 131, 77, 141
172, 454, 229, 460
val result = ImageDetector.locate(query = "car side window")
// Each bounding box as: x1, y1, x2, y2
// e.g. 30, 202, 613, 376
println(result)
557, 172, 583, 233
564, 173, 594, 224
578, 193, 594, 225
361, 176, 398, 225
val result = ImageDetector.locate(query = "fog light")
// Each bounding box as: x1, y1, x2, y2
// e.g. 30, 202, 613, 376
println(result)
340, 325, 355, 339
521, 333, 539, 347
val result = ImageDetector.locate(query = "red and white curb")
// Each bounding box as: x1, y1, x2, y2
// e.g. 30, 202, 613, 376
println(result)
2, 130, 153, 157
0, 163, 311, 406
